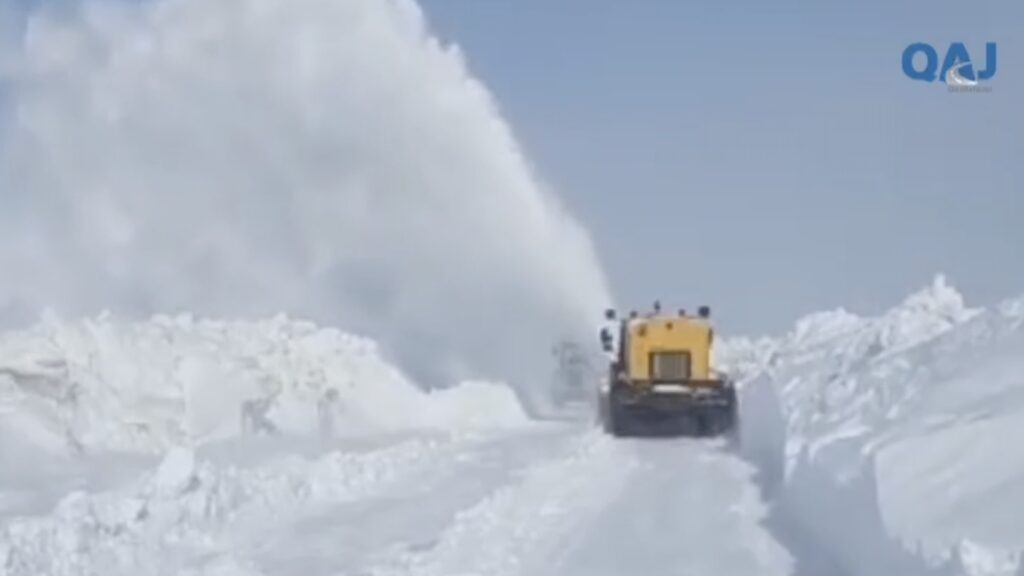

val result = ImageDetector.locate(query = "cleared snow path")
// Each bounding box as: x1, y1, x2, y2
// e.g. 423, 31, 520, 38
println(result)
370, 430, 792, 576
538, 437, 793, 576
1, 424, 794, 576
251, 425, 582, 576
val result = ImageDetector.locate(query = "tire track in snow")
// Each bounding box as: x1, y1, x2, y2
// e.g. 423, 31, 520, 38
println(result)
248, 425, 584, 576
3, 425, 795, 576
370, 433, 793, 576
544, 438, 793, 576
368, 429, 638, 576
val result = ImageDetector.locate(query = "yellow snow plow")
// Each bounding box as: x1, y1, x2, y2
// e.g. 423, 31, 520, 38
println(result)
598, 303, 738, 437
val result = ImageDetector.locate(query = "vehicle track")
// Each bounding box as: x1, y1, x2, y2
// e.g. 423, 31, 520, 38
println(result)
366, 430, 792, 576
248, 425, 584, 576
1, 422, 796, 576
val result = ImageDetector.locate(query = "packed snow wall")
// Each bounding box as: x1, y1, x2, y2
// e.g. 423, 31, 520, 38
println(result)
0, 313, 529, 455
730, 276, 1024, 576
0, 0, 613, 408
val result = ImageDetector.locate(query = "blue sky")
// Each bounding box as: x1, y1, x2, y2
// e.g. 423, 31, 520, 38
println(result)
418, 0, 1022, 335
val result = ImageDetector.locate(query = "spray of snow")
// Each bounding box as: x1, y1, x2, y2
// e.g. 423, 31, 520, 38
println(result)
0, 0, 612, 403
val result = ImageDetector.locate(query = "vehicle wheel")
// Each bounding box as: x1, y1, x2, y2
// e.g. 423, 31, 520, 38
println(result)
607, 395, 630, 437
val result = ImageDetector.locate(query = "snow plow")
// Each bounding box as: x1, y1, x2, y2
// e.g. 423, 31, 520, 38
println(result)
597, 303, 738, 438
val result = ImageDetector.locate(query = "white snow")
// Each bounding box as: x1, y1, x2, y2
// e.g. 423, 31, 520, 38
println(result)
0, 0, 1016, 572
0, 311, 793, 576
1, 276, 1022, 576
422, 380, 532, 430
726, 275, 1024, 576
532, 437, 793, 576
0, 0, 612, 404
0, 434, 471, 576
0, 313, 528, 455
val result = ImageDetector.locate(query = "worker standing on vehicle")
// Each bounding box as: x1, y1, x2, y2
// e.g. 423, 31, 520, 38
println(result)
599, 308, 620, 364
647, 300, 662, 318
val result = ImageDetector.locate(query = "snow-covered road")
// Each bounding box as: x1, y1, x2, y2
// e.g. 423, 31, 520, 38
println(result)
3, 278, 1023, 576
252, 425, 586, 576
537, 436, 791, 576
0, 422, 792, 576
245, 424, 791, 576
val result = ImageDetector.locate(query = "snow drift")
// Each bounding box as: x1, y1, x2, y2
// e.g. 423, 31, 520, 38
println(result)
0, 313, 528, 455
1, 276, 1021, 576
0, 0, 612, 402
730, 275, 1024, 576
0, 436, 464, 576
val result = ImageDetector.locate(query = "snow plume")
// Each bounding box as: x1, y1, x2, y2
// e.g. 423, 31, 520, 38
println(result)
0, 0, 612, 402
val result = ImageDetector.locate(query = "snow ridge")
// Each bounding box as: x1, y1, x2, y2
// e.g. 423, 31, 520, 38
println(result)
724, 275, 982, 453
0, 435, 468, 576
0, 313, 527, 455
731, 275, 1024, 576
2, 275, 1021, 576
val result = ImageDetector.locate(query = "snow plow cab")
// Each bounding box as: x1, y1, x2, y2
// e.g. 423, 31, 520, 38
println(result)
598, 304, 738, 437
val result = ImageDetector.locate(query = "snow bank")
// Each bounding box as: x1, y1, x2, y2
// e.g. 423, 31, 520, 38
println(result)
730, 275, 1024, 576
0, 314, 528, 454
0, 436, 462, 576
423, 380, 530, 429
